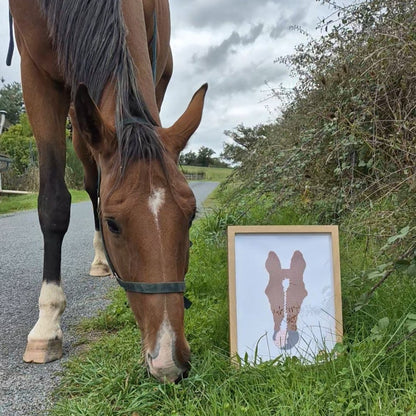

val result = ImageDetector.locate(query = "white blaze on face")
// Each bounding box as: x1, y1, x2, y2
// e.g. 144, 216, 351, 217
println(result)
148, 187, 166, 222
147, 187, 179, 381
148, 187, 168, 282
27, 281, 66, 341
147, 314, 181, 382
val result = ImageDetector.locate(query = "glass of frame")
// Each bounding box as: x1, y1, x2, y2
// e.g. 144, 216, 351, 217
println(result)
228, 225, 343, 364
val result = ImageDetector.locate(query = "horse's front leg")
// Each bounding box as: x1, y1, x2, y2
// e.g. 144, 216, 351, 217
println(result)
70, 115, 110, 277
19, 51, 71, 363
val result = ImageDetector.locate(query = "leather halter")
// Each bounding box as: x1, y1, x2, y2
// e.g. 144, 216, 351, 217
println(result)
97, 169, 189, 299
96, 165, 192, 310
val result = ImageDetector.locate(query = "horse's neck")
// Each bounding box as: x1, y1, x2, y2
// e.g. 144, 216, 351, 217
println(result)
143, 0, 156, 39
121, 0, 160, 124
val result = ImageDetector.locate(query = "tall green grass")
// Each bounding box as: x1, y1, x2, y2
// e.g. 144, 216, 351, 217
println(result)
50, 199, 416, 415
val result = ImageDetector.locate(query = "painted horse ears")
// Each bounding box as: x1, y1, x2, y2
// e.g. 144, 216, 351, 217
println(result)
290, 250, 306, 274
160, 83, 208, 158
74, 83, 109, 153
265, 251, 282, 274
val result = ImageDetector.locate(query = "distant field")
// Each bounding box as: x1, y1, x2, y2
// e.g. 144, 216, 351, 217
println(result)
0, 190, 88, 215
0, 167, 231, 215
179, 165, 232, 182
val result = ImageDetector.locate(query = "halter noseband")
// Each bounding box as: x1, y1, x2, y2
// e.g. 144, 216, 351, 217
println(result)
96, 168, 191, 308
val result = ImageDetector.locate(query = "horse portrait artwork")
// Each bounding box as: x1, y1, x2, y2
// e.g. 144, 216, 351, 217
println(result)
9, 0, 207, 383
265, 250, 308, 350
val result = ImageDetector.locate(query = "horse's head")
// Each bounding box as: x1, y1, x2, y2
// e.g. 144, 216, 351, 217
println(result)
73, 84, 207, 382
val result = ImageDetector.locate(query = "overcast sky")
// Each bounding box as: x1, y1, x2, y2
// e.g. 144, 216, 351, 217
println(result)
0, 0, 340, 155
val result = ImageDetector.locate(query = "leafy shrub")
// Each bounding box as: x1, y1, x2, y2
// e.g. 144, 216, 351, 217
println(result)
65, 138, 84, 189
221, 0, 416, 305
0, 82, 24, 125
0, 113, 84, 190
0, 113, 36, 175
226, 0, 416, 220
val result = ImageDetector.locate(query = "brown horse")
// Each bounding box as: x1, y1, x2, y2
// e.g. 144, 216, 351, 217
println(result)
10, 0, 207, 383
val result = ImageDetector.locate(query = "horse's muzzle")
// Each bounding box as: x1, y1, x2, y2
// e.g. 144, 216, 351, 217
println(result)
147, 352, 190, 383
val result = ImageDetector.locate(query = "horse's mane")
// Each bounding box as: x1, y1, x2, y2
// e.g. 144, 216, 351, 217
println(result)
38, 0, 164, 172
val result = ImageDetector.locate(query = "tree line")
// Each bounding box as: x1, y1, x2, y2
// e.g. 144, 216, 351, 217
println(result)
179, 146, 229, 168
0, 80, 230, 188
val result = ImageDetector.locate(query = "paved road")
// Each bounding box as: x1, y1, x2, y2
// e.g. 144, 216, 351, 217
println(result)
189, 180, 219, 216
0, 181, 218, 416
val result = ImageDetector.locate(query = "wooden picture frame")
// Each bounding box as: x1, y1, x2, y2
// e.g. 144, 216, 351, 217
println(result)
228, 225, 342, 364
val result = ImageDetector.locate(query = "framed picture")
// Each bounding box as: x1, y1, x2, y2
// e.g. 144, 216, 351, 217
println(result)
228, 225, 342, 364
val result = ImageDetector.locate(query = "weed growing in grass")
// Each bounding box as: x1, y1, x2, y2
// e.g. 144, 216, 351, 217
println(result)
50, 200, 416, 416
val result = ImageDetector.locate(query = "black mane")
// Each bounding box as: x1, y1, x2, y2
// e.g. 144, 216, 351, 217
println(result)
38, 0, 164, 171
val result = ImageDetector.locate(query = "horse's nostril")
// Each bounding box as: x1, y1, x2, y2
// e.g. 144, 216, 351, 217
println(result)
182, 367, 190, 379
174, 368, 189, 384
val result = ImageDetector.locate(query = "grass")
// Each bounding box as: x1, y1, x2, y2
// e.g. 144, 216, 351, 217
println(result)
0, 189, 89, 214
179, 165, 233, 182
49, 198, 416, 416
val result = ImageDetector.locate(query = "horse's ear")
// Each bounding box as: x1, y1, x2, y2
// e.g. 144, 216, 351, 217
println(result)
290, 250, 306, 274
265, 251, 282, 274
160, 83, 208, 158
74, 84, 108, 152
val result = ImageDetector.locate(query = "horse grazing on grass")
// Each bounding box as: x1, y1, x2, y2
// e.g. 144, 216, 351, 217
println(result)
10, 0, 207, 383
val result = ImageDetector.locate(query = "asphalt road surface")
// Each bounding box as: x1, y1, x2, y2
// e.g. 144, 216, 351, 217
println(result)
0, 181, 218, 416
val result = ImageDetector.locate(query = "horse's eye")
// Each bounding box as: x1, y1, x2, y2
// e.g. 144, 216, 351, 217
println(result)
106, 218, 121, 234
189, 210, 196, 228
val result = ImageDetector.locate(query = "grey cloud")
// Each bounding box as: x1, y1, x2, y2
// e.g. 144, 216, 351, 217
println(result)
242, 24, 264, 45
270, 23, 287, 39
187, 2, 260, 27
192, 31, 239, 67
174, 0, 309, 28
212, 63, 287, 97
196, 24, 264, 67
269, 8, 310, 39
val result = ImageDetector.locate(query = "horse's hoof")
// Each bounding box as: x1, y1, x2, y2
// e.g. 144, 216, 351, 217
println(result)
89, 264, 111, 277
23, 339, 63, 363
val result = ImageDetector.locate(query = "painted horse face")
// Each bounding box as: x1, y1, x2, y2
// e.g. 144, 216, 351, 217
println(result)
265, 250, 307, 350
74, 84, 207, 382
